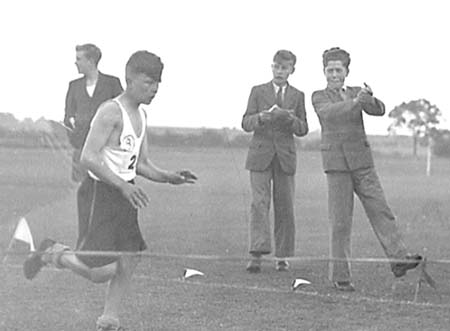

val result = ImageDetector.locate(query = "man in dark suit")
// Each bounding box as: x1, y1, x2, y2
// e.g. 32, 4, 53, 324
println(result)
311, 47, 421, 291
63, 43, 123, 248
242, 50, 308, 273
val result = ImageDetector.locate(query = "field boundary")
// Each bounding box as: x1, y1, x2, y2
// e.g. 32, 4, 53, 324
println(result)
4, 263, 449, 310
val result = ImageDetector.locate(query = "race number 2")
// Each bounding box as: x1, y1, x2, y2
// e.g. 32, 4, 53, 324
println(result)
128, 155, 137, 170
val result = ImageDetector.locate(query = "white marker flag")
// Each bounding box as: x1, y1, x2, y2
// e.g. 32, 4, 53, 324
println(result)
12, 218, 35, 251
291, 278, 311, 291
183, 268, 205, 279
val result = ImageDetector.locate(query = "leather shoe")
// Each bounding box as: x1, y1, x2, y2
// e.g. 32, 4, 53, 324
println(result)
246, 255, 261, 273
275, 260, 289, 271
391, 254, 422, 278
23, 238, 56, 280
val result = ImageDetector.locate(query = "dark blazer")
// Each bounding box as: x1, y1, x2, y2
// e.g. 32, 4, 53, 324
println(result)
242, 82, 308, 175
312, 86, 385, 172
64, 72, 123, 148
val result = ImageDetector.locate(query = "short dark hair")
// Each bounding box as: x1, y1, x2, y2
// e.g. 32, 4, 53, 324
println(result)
75, 44, 102, 66
273, 50, 297, 67
125, 50, 164, 83
322, 47, 351, 72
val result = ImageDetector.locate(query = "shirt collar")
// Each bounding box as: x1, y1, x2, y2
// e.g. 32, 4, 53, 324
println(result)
272, 82, 288, 93
326, 85, 347, 93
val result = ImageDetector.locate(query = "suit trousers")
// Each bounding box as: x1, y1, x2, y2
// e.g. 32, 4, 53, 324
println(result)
76, 176, 94, 249
326, 167, 407, 282
249, 155, 295, 258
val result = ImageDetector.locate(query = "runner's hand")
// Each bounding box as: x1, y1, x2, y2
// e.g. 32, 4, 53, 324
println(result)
120, 182, 150, 208
168, 170, 197, 184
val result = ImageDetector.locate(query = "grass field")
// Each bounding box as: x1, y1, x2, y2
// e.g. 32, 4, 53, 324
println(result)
1, 145, 450, 330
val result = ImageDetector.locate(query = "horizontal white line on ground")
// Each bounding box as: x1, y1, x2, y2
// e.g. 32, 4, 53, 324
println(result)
4, 264, 449, 309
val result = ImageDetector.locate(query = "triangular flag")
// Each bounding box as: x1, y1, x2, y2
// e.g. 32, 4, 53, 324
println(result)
12, 218, 35, 251
412, 256, 440, 303
291, 278, 311, 291
418, 257, 437, 290
182, 268, 205, 279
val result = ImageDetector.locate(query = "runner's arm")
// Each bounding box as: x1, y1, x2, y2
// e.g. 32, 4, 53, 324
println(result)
137, 131, 196, 184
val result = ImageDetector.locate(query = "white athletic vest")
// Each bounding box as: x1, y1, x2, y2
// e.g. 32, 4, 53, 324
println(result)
89, 98, 146, 181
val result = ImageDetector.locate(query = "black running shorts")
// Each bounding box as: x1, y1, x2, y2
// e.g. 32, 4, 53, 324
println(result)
77, 179, 147, 267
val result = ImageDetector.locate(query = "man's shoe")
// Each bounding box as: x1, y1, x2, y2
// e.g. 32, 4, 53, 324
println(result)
275, 260, 289, 271
392, 254, 422, 278
246, 255, 262, 273
333, 281, 355, 292
96, 315, 123, 331
23, 238, 56, 280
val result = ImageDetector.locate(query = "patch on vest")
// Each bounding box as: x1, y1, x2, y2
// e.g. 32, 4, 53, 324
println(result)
122, 135, 135, 152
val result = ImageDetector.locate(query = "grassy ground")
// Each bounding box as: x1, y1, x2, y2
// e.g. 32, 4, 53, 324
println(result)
1, 146, 450, 330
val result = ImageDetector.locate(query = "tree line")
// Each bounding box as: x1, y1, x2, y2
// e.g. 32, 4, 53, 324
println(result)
1, 101, 449, 159
0, 113, 322, 150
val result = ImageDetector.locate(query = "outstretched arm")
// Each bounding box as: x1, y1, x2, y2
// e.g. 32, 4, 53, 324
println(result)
137, 131, 197, 185
357, 84, 385, 116
312, 90, 359, 120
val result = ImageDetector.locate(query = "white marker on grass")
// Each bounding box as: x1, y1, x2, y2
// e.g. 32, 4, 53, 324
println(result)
182, 268, 205, 280
291, 278, 311, 291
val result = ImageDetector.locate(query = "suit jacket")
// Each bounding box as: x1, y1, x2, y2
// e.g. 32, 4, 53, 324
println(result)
64, 72, 123, 148
311, 86, 385, 172
242, 81, 308, 175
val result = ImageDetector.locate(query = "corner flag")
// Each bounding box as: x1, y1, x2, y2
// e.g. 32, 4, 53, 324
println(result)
12, 218, 35, 252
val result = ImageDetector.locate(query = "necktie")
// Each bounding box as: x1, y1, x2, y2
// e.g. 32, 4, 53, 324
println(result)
276, 86, 283, 108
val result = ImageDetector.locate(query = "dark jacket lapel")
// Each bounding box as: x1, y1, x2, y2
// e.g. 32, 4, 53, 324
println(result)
91, 72, 106, 99
284, 84, 295, 106
261, 81, 276, 106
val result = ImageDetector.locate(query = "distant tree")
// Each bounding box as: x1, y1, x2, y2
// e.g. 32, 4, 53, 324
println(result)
388, 99, 441, 157
0, 112, 20, 130
388, 99, 441, 176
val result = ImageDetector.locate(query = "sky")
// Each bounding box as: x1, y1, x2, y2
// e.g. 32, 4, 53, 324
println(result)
1, 0, 448, 134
